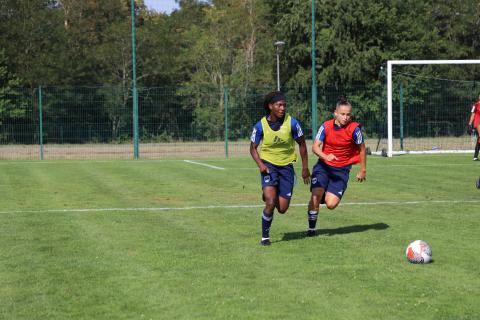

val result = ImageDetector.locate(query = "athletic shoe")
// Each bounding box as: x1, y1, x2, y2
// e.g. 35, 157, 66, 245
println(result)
260, 239, 271, 246
307, 230, 316, 237
474, 157, 479, 161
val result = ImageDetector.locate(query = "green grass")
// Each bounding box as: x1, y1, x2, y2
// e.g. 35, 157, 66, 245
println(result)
0, 155, 479, 319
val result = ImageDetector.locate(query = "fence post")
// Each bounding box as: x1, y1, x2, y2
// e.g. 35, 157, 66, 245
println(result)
399, 82, 404, 151
38, 86, 44, 160
224, 86, 229, 159
131, 0, 139, 160
132, 87, 139, 160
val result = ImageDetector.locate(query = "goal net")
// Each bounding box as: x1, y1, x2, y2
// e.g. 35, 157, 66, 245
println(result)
386, 60, 480, 157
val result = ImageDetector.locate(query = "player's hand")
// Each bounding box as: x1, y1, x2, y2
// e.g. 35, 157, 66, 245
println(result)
302, 167, 311, 185
325, 154, 338, 162
259, 163, 269, 174
356, 170, 366, 182
467, 124, 473, 135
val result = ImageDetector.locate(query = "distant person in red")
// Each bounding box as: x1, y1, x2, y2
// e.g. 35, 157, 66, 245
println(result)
468, 95, 480, 161
306, 97, 367, 236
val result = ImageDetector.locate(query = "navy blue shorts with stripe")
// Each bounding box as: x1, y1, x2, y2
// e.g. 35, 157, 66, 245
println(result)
310, 160, 351, 199
260, 160, 295, 200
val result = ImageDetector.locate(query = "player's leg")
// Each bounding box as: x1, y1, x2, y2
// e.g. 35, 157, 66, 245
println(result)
260, 163, 279, 246
275, 164, 295, 214
474, 124, 480, 160
324, 166, 350, 210
324, 192, 342, 209
307, 161, 329, 236
309, 187, 326, 211
276, 196, 290, 213
261, 186, 277, 246
263, 186, 277, 212
307, 187, 325, 236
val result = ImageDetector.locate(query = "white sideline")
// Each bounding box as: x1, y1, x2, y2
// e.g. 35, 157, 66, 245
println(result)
183, 160, 225, 170
1, 199, 479, 214
371, 150, 473, 156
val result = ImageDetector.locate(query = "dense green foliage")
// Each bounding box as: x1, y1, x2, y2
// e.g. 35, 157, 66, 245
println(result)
1, 0, 480, 143
2, 0, 480, 88
0, 155, 479, 318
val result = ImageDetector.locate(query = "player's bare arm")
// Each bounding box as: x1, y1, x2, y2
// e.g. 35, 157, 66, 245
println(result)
296, 136, 311, 184
469, 112, 480, 133
356, 142, 367, 182
468, 112, 475, 132
312, 139, 337, 162
250, 141, 269, 173
469, 112, 474, 127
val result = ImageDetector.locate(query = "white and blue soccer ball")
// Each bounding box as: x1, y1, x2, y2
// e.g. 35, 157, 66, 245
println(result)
406, 240, 432, 264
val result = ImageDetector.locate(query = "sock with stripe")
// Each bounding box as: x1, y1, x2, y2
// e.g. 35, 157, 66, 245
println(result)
261, 211, 274, 240
308, 210, 318, 231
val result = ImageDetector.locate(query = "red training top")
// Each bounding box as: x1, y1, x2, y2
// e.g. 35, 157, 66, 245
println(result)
471, 101, 480, 127
321, 119, 361, 168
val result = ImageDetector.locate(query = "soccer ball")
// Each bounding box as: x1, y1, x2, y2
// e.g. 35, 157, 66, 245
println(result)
405, 240, 432, 264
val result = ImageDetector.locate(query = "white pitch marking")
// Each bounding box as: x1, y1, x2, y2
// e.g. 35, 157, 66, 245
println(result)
183, 160, 225, 170
387, 163, 473, 167
0, 199, 479, 214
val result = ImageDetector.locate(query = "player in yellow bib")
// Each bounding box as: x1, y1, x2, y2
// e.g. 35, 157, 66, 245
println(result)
250, 91, 310, 246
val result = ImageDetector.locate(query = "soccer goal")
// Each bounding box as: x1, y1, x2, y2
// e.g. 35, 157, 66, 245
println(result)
386, 60, 480, 157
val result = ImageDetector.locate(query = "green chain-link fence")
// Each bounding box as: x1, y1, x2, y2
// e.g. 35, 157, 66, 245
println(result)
0, 81, 476, 160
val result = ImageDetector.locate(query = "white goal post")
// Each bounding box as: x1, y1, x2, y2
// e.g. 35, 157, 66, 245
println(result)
387, 59, 480, 157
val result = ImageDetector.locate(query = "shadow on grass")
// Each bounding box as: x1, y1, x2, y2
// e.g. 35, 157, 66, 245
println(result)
280, 223, 389, 242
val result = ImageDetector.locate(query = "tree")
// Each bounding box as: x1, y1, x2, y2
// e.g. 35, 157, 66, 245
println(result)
176, 0, 274, 139
0, 0, 66, 87
0, 49, 31, 143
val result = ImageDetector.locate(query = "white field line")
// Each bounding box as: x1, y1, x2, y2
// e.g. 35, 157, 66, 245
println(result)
0, 159, 231, 165
1, 199, 479, 215
183, 160, 225, 170
387, 163, 476, 167
222, 163, 477, 170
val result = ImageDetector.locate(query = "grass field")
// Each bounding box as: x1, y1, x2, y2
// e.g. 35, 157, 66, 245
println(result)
0, 155, 479, 319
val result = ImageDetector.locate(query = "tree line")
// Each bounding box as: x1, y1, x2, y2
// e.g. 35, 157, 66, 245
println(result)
1, 0, 480, 143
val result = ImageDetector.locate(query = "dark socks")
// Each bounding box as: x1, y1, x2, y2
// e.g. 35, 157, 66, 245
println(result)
308, 210, 318, 230
262, 211, 273, 239
474, 142, 480, 158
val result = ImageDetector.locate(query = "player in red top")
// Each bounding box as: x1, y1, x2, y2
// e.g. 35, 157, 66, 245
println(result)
306, 97, 367, 236
468, 95, 480, 161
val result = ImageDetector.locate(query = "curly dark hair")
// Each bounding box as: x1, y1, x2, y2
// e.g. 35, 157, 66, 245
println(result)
263, 91, 285, 115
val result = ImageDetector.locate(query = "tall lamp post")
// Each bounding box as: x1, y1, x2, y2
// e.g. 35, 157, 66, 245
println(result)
274, 41, 285, 91
311, 0, 317, 140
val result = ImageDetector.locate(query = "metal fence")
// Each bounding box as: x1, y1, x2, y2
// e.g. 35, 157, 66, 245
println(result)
0, 81, 475, 160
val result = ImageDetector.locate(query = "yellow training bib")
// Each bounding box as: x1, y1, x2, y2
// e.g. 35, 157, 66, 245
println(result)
260, 114, 297, 166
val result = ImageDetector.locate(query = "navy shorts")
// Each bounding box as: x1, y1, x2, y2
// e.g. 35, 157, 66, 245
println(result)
260, 160, 295, 200
310, 160, 350, 199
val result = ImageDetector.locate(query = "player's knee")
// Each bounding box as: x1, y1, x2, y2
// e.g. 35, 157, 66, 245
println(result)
265, 199, 276, 209
325, 201, 339, 210
277, 206, 288, 214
